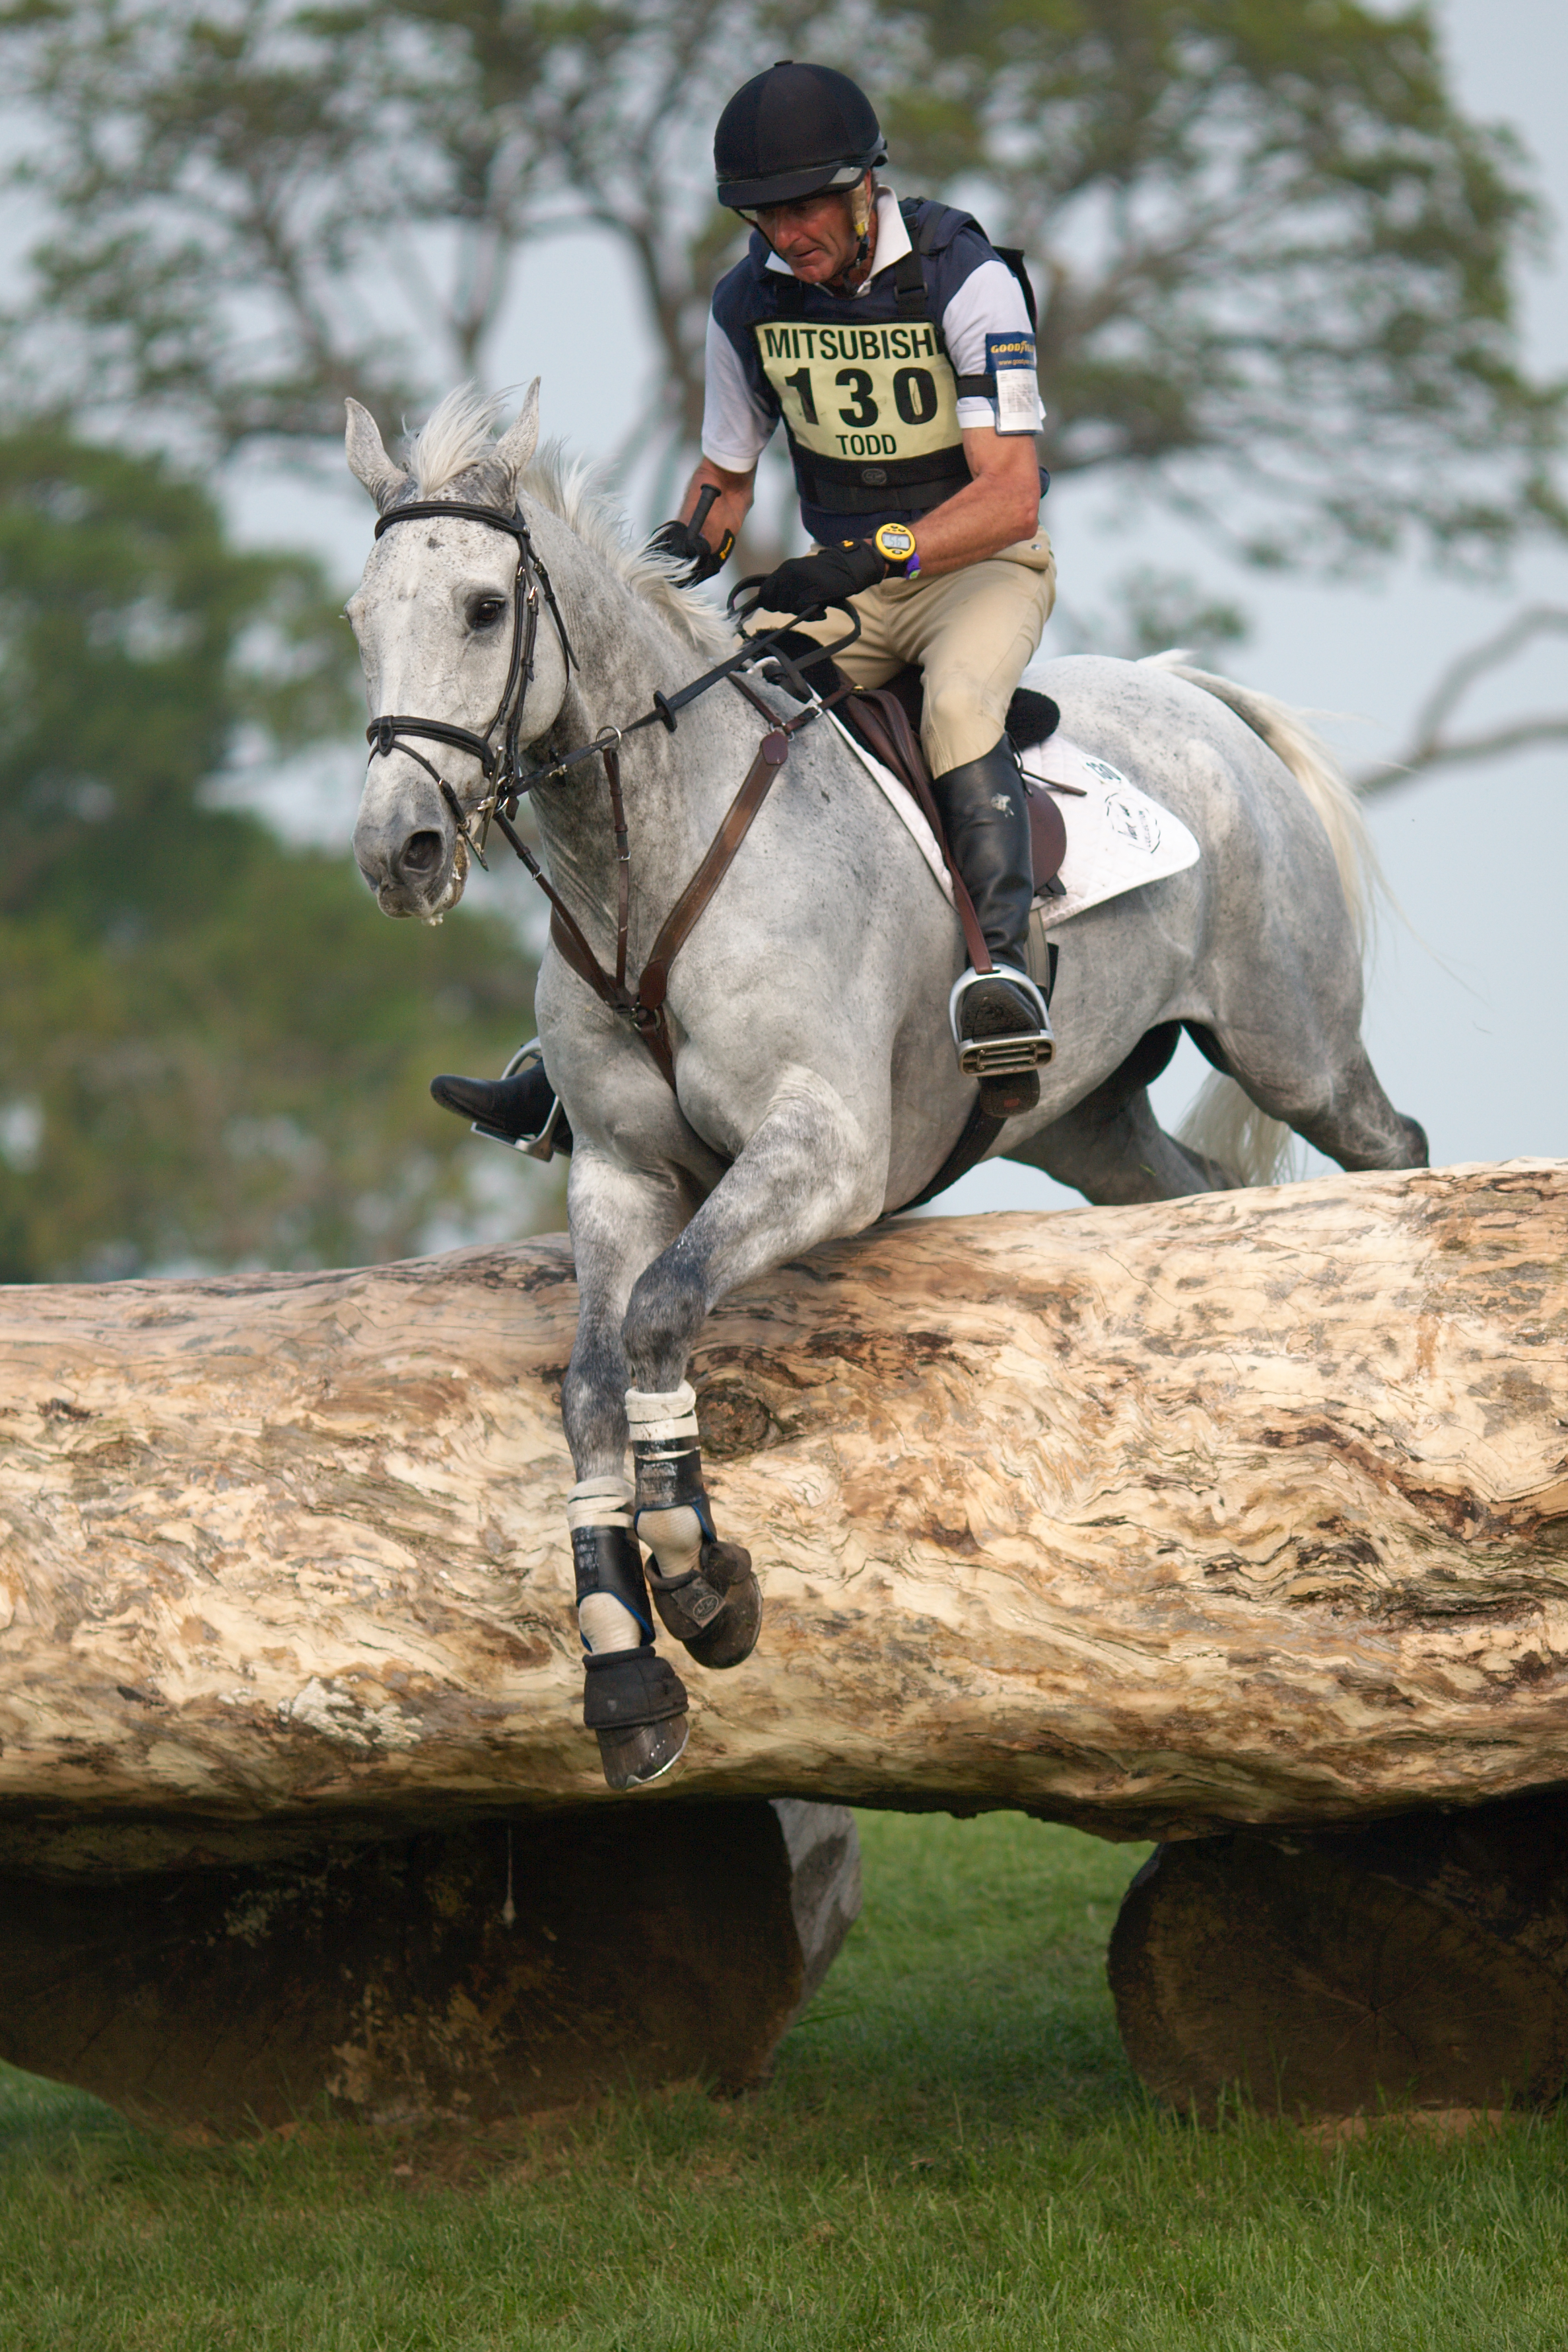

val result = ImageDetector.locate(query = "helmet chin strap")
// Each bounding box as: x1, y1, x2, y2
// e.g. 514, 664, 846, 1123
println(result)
850, 174, 873, 268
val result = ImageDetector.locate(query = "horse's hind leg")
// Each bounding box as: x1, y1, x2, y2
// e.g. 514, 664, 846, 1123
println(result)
1187, 1018, 1429, 1175
1008, 1024, 1239, 1204
1274, 1045, 1429, 1173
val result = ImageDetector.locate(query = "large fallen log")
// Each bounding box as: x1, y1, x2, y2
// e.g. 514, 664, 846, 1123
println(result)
1, 1159, 1565, 1867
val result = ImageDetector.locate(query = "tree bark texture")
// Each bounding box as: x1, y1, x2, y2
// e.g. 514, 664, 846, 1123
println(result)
0, 1160, 1564, 1873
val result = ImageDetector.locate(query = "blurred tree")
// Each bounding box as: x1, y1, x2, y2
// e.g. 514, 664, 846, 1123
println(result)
1, 0, 1561, 579
0, 429, 550, 1281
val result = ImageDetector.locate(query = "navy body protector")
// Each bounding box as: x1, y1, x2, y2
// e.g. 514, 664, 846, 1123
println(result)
761, 198, 1042, 526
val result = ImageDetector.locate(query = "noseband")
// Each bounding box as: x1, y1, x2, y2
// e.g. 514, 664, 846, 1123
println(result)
364, 497, 578, 865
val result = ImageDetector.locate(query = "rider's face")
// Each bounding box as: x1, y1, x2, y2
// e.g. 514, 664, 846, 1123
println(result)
749, 184, 865, 283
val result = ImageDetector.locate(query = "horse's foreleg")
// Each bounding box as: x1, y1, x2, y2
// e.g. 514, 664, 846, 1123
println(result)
623, 1379, 762, 1671
561, 1148, 696, 1789
621, 1072, 882, 1675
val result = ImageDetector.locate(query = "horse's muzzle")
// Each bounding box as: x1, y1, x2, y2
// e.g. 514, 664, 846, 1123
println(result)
355, 796, 465, 920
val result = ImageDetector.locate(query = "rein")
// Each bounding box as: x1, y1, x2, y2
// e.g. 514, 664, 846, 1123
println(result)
366, 496, 858, 1090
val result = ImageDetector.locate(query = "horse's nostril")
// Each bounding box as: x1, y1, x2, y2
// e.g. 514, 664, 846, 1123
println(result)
399, 829, 444, 878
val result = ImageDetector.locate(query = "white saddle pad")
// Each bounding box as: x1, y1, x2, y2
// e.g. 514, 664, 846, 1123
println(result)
1021, 736, 1201, 926
826, 710, 1200, 926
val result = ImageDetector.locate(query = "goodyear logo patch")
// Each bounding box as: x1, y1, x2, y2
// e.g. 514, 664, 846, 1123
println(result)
986, 332, 1039, 434
986, 332, 1036, 372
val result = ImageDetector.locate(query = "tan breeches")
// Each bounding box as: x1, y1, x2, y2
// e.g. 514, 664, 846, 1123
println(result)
747, 532, 1057, 776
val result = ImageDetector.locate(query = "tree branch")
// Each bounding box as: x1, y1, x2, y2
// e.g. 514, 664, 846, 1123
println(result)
1356, 605, 1568, 796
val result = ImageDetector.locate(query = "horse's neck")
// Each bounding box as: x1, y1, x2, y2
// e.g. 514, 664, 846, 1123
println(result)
529, 545, 757, 926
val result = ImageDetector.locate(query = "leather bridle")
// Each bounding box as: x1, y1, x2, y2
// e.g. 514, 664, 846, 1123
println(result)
362, 495, 860, 1091
365, 497, 578, 867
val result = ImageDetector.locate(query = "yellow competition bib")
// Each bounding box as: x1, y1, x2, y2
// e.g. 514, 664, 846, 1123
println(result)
754, 319, 962, 467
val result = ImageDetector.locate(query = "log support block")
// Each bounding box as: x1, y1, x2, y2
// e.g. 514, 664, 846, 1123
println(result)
0, 1799, 860, 2135
1108, 1790, 1568, 2120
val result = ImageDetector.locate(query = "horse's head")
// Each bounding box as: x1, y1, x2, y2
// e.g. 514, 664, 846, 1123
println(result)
345, 384, 572, 921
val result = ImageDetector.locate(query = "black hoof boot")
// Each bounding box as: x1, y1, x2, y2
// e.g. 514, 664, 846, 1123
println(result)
647, 1541, 763, 1671
582, 1649, 689, 1790
430, 1043, 573, 1157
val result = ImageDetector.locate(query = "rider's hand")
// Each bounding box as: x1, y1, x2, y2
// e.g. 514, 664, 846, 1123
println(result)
645, 516, 735, 586
752, 539, 886, 616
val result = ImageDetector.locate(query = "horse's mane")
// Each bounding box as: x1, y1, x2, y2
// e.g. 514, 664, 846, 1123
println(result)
402, 387, 730, 659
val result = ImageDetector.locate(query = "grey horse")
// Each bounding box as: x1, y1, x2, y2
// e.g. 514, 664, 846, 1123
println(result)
347, 385, 1427, 1789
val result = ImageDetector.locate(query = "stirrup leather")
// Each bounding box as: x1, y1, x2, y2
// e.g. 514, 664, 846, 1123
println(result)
948, 966, 1055, 1076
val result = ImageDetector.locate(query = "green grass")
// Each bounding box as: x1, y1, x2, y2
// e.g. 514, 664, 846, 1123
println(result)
4, 1813, 1568, 2349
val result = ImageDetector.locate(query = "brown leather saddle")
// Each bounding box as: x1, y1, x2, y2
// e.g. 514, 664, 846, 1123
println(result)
817, 660, 1069, 900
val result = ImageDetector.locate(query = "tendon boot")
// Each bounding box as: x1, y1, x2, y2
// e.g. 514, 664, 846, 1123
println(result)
930, 741, 1054, 1118
626, 1383, 763, 1671
430, 1039, 572, 1160
569, 1476, 689, 1789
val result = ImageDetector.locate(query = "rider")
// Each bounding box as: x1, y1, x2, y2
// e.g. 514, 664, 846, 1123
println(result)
434, 59, 1056, 1142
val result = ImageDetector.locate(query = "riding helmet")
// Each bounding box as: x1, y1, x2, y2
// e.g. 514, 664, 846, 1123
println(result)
714, 61, 887, 211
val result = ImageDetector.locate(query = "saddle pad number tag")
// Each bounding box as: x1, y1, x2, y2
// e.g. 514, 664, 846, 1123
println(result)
986, 333, 1039, 434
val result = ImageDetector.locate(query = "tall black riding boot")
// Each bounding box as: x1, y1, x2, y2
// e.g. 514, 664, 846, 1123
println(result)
429, 1039, 573, 1159
930, 740, 1054, 1117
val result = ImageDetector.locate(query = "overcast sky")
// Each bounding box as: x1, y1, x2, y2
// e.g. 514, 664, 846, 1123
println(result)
228, 0, 1568, 1227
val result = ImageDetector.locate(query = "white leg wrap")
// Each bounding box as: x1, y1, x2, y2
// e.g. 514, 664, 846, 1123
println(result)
625, 1381, 699, 1443
567, 1475, 643, 1655
567, 1475, 634, 1531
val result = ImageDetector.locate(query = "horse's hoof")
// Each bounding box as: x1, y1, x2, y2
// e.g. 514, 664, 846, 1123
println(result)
683, 1544, 763, 1671
648, 1541, 762, 1668
595, 1715, 689, 1790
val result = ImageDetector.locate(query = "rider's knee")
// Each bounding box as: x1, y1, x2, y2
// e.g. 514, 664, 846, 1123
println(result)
920, 677, 1009, 777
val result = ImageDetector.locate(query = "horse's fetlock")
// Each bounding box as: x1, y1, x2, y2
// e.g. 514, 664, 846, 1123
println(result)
638, 1504, 706, 1588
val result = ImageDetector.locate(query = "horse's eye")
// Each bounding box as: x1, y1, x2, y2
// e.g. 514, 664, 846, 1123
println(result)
468, 596, 506, 630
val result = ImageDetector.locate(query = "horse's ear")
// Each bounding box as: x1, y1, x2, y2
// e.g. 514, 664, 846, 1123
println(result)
492, 379, 541, 490
345, 398, 409, 513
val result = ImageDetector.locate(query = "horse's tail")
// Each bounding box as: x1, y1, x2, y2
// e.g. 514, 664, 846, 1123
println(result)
1138, 652, 1382, 1188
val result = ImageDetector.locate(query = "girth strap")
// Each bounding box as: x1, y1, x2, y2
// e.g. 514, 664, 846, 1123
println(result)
549, 727, 792, 1089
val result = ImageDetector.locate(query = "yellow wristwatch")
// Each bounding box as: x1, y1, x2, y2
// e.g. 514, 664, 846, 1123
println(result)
872, 521, 921, 579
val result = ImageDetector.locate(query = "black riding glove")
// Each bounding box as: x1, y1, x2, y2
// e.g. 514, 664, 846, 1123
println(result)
753, 539, 886, 617
645, 516, 734, 586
